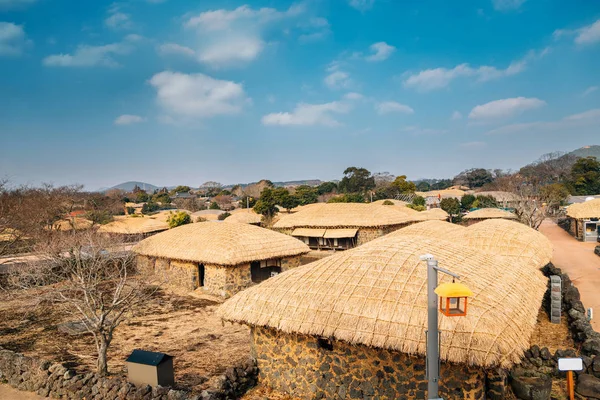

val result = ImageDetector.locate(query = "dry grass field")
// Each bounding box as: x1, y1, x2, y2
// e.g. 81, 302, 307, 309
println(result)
0, 287, 251, 394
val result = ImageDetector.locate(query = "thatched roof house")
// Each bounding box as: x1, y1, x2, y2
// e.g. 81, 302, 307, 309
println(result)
272, 203, 421, 250
50, 217, 93, 231
463, 208, 517, 225
225, 209, 262, 225
566, 198, 600, 242
97, 216, 169, 239
219, 227, 548, 399
191, 209, 224, 221
133, 222, 310, 297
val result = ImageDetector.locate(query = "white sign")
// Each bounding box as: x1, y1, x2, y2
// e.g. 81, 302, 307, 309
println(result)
558, 358, 583, 372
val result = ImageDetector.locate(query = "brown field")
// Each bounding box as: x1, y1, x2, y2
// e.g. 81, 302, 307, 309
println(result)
0, 286, 251, 394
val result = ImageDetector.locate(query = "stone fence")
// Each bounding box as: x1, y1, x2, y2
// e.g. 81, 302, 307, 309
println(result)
595, 245, 600, 257
509, 263, 600, 400
0, 348, 257, 400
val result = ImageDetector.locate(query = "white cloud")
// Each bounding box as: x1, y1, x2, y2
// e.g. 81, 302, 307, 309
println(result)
348, 0, 375, 11
366, 42, 395, 62
344, 92, 363, 100
43, 39, 134, 67
105, 12, 133, 30
375, 101, 414, 115
469, 97, 545, 120
262, 101, 351, 127
575, 19, 600, 46
0, 22, 29, 56
0, 0, 36, 10
149, 71, 248, 120
554, 19, 600, 46
486, 108, 600, 135
298, 17, 330, 43
183, 4, 307, 67
460, 141, 486, 149
451, 111, 463, 120
114, 115, 145, 125
492, 0, 526, 11
197, 35, 264, 68
324, 70, 351, 89
157, 43, 195, 57
403, 49, 548, 91
583, 86, 598, 96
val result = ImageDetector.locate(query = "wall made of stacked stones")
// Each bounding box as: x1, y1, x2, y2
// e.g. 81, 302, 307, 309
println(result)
203, 264, 251, 298
0, 347, 258, 400
169, 260, 200, 291
281, 255, 302, 272
251, 326, 485, 400
356, 227, 384, 245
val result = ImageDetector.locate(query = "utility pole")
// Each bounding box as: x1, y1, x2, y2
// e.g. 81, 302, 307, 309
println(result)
421, 254, 461, 400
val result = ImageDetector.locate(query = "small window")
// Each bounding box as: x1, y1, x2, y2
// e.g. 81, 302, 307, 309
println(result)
317, 338, 333, 351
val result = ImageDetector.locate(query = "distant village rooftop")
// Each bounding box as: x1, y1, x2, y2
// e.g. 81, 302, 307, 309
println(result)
463, 208, 517, 220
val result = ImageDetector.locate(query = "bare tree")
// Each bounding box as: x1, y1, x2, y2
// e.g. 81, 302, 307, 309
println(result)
8, 231, 155, 375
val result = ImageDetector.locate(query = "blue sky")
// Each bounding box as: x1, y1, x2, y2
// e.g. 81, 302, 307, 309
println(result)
1, 0, 599, 190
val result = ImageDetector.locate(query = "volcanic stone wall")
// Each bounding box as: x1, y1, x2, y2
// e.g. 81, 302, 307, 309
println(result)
281, 255, 301, 272
251, 326, 485, 400
203, 263, 251, 298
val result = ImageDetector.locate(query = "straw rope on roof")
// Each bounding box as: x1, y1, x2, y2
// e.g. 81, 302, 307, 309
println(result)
224, 209, 262, 224
133, 222, 310, 266
566, 198, 600, 219
97, 216, 169, 234
219, 233, 547, 368
456, 219, 553, 268
273, 203, 420, 229
463, 208, 518, 220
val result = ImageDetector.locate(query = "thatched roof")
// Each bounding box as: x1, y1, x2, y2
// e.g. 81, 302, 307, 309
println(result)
132, 222, 310, 266
289, 203, 322, 213
97, 217, 169, 234
567, 198, 600, 219
273, 203, 420, 229
149, 209, 192, 223
415, 208, 449, 221
372, 199, 409, 207
50, 217, 93, 231
219, 232, 547, 368
390, 220, 466, 238
224, 209, 262, 224
192, 210, 224, 221
475, 191, 521, 202
463, 208, 517, 220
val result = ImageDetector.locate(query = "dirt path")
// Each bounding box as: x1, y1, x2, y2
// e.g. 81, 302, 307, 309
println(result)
0, 384, 45, 399
539, 219, 600, 331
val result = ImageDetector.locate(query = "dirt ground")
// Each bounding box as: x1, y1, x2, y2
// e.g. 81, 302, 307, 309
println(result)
0, 287, 251, 394
539, 219, 600, 331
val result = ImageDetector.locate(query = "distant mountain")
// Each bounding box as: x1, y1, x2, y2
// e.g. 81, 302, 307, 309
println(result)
569, 145, 600, 159
223, 179, 324, 189
103, 181, 159, 192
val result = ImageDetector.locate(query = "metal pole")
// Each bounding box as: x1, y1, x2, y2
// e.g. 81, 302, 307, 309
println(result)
426, 257, 440, 400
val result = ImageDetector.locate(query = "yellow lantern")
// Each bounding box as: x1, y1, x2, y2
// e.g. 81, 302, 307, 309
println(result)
434, 281, 473, 317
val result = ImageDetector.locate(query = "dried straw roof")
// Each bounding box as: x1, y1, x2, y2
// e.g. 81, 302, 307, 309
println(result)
372, 199, 409, 207
474, 191, 521, 202
150, 209, 192, 223
97, 217, 169, 234
133, 222, 309, 266
416, 208, 449, 221
457, 219, 553, 268
224, 209, 262, 224
219, 233, 547, 368
51, 218, 94, 231
566, 198, 600, 219
463, 208, 517, 220
390, 220, 466, 238
273, 203, 420, 229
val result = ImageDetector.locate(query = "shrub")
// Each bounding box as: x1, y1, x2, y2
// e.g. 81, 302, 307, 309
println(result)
196, 217, 207, 223
412, 196, 426, 207
141, 202, 159, 214
166, 211, 191, 228
382, 200, 395, 205
406, 204, 426, 211
218, 212, 231, 221
209, 201, 220, 210
126, 206, 135, 215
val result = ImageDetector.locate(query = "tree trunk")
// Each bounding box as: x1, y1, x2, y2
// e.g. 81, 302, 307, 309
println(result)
97, 336, 109, 376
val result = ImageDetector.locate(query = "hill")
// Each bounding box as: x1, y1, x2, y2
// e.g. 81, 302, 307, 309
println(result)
103, 181, 159, 193
569, 145, 600, 159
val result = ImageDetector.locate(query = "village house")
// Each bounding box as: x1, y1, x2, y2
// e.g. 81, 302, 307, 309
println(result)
272, 203, 429, 251
132, 222, 310, 297
462, 208, 518, 226
566, 198, 600, 242
219, 220, 550, 399
224, 209, 262, 225
415, 188, 466, 208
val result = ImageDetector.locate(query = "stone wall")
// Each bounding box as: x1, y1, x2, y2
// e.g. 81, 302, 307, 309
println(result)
251, 326, 485, 400
169, 260, 200, 291
281, 255, 301, 272
204, 263, 251, 298
356, 227, 384, 246
0, 347, 258, 400
595, 245, 600, 257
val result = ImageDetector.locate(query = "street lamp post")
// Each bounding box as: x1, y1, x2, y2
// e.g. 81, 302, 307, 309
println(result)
421, 254, 471, 400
